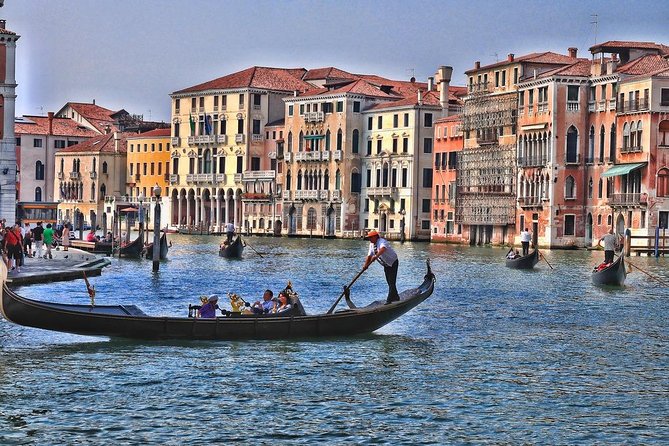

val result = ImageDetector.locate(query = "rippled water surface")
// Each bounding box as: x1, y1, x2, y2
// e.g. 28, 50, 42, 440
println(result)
2, 235, 669, 444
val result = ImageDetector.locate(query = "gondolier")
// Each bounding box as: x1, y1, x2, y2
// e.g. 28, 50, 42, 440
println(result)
598, 228, 619, 264
520, 228, 532, 256
225, 222, 235, 244
363, 230, 399, 304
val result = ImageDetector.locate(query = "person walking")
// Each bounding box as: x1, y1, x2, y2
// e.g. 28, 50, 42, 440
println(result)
43, 223, 54, 259
5, 224, 23, 272
62, 223, 70, 251
23, 223, 33, 258
598, 228, 619, 264
520, 228, 532, 256
33, 222, 44, 259
362, 230, 400, 304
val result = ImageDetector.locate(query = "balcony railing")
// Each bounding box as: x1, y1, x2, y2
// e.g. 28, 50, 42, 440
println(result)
285, 152, 292, 162
169, 174, 179, 184
216, 135, 227, 144
609, 193, 644, 206
333, 150, 343, 161
537, 102, 548, 113
215, 173, 226, 182
597, 100, 606, 112
517, 155, 547, 167
564, 154, 581, 165
304, 111, 325, 122
171, 137, 181, 146
187, 135, 217, 145
367, 187, 396, 197
567, 101, 580, 112
283, 190, 291, 200
243, 170, 276, 180
233, 173, 242, 182
608, 99, 617, 111
69, 171, 81, 180
617, 98, 650, 113
620, 146, 643, 154
318, 190, 329, 201
57, 172, 64, 180
294, 190, 319, 200
518, 196, 543, 208
295, 151, 323, 162
251, 134, 264, 142
331, 190, 341, 200
235, 134, 245, 144
321, 150, 330, 161
588, 101, 596, 112
89, 171, 97, 179
186, 173, 214, 183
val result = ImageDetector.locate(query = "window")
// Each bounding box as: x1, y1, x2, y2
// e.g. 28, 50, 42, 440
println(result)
239, 94, 244, 107
35, 161, 44, 180
55, 140, 66, 149
566, 126, 578, 162
402, 137, 408, 153
35, 187, 42, 202
392, 139, 398, 153
564, 215, 575, 236
501, 70, 506, 86
366, 140, 372, 155
251, 157, 260, 171
34, 138, 43, 148
599, 125, 605, 162
588, 177, 593, 198
377, 116, 383, 129
367, 117, 373, 130
424, 113, 433, 127
237, 118, 244, 134
336, 130, 343, 151
253, 94, 261, 107
495, 71, 500, 87
351, 171, 361, 193
366, 169, 371, 187
353, 101, 361, 112
423, 138, 432, 154
288, 105, 293, 116
662, 88, 669, 106
422, 168, 433, 188
565, 175, 575, 199
598, 178, 603, 198
567, 85, 579, 101
401, 168, 408, 187
376, 139, 382, 154
252, 120, 261, 135
336, 101, 343, 113
404, 113, 409, 127
102, 161, 108, 174
393, 114, 398, 128
237, 156, 243, 173
352, 129, 359, 154
513, 68, 518, 84
421, 220, 430, 230
422, 199, 430, 212
658, 168, 669, 197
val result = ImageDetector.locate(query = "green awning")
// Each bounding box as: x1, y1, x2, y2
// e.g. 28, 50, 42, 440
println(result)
601, 162, 646, 178
303, 135, 325, 140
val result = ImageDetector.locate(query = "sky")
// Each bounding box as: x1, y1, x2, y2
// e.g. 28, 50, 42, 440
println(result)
3, 0, 669, 123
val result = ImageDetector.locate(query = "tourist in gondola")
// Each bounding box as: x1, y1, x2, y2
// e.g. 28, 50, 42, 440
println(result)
197, 295, 219, 318
506, 249, 520, 259
251, 289, 275, 314
363, 230, 400, 304
598, 228, 619, 264
520, 228, 532, 256
272, 292, 293, 314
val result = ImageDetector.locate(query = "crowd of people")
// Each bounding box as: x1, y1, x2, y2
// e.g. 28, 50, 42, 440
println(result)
0, 219, 69, 273
195, 289, 294, 318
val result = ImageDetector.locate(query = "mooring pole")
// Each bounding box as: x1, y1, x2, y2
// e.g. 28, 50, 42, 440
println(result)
152, 185, 161, 272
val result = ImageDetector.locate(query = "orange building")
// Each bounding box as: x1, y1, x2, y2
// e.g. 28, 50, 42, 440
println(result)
126, 128, 172, 199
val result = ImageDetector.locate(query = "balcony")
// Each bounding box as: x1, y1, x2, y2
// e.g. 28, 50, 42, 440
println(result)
620, 146, 643, 154
234, 173, 242, 182
187, 135, 217, 145
367, 187, 396, 197
476, 135, 498, 145
216, 135, 227, 144
318, 190, 329, 200
333, 150, 343, 161
242, 192, 271, 201
517, 155, 547, 167
215, 174, 226, 183
169, 174, 179, 184
294, 190, 319, 200
171, 137, 181, 146
186, 173, 214, 183
588, 101, 596, 112
251, 134, 264, 143
597, 100, 606, 112
537, 102, 548, 113
608, 99, 617, 111
518, 196, 543, 208
57, 172, 64, 180
285, 152, 292, 162
617, 98, 650, 113
235, 134, 245, 144
609, 193, 645, 206
585, 156, 595, 165
564, 154, 581, 165
69, 171, 81, 180
243, 170, 276, 180
321, 150, 330, 161
331, 190, 341, 200
567, 101, 580, 112
89, 171, 97, 179
295, 151, 323, 162
304, 111, 325, 122
283, 190, 291, 200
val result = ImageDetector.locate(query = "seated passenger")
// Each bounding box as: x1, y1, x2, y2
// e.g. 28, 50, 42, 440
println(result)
198, 294, 219, 318
251, 290, 275, 314
273, 292, 293, 314
506, 249, 520, 259
86, 230, 97, 242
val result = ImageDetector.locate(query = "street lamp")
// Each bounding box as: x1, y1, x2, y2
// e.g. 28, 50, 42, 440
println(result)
138, 192, 145, 235
400, 208, 406, 243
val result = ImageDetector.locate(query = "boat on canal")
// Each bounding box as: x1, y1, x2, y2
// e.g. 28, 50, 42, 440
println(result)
0, 261, 435, 340
143, 233, 169, 260
505, 248, 539, 270
219, 235, 244, 259
592, 252, 626, 286
118, 235, 144, 258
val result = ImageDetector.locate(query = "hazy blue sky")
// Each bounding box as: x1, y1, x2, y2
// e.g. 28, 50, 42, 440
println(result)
3, 0, 669, 122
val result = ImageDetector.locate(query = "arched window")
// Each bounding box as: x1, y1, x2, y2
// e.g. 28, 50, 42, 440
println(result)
92, 158, 97, 173
352, 129, 359, 154
588, 126, 595, 162
324, 170, 329, 190
658, 168, 669, 197
35, 187, 42, 202
286, 171, 292, 190
636, 120, 643, 150
597, 214, 602, 225
100, 184, 107, 198
306, 207, 317, 230
623, 122, 630, 149
598, 178, 603, 198
630, 121, 637, 149
298, 131, 304, 152
382, 163, 389, 187
351, 169, 361, 193
565, 175, 575, 198
610, 123, 616, 160
335, 169, 341, 190
35, 161, 44, 180
325, 130, 331, 150
588, 177, 593, 198
297, 170, 302, 190
91, 182, 96, 201
336, 129, 343, 151
659, 120, 669, 147
566, 126, 578, 163
102, 161, 108, 174
287, 132, 293, 152
203, 149, 212, 173
599, 125, 605, 162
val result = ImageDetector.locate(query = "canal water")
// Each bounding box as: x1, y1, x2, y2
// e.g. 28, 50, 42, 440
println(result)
1, 236, 668, 444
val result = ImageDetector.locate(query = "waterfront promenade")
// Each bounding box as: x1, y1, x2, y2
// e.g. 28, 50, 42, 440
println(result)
5, 247, 110, 286
1, 235, 668, 443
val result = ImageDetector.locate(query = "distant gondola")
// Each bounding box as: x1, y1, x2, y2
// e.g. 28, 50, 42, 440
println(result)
144, 233, 169, 260
119, 235, 144, 258
592, 252, 626, 286
505, 249, 540, 270
219, 235, 244, 258
0, 261, 436, 340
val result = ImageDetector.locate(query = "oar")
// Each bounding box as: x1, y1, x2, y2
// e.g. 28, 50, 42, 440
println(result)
537, 249, 554, 270
243, 238, 264, 258
620, 255, 669, 287
82, 271, 95, 306
327, 267, 368, 314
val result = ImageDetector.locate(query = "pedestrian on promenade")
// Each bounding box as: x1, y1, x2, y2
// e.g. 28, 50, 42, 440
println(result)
23, 223, 33, 258
5, 224, 23, 273
33, 222, 44, 258
43, 223, 54, 259
62, 223, 70, 251
520, 228, 532, 256
362, 230, 400, 304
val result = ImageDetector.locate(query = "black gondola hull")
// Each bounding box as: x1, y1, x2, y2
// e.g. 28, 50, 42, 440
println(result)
505, 249, 540, 270
119, 235, 144, 258
218, 236, 244, 258
592, 254, 626, 286
0, 266, 435, 340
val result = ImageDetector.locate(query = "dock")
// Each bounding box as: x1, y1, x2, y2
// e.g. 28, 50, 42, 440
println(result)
5, 248, 111, 286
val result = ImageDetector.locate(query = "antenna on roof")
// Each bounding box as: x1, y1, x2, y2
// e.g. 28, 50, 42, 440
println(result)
406, 68, 415, 81
147, 109, 152, 121
590, 13, 598, 44
36, 106, 44, 116
491, 52, 499, 62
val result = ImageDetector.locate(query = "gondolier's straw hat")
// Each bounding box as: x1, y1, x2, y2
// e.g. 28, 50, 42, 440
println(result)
365, 230, 380, 239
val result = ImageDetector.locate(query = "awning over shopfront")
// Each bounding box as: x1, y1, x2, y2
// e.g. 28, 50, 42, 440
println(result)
601, 162, 646, 178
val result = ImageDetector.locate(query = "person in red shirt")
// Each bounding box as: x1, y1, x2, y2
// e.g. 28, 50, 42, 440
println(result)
5, 224, 24, 273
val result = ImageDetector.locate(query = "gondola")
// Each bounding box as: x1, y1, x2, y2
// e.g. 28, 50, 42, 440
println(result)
505, 249, 539, 270
118, 235, 144, 258
218, 235, 244, 258
143, 234, 169, 260
592, 252, 626, 286
0, 261, 435, 340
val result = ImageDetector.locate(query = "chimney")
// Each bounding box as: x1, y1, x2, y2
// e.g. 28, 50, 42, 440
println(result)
93, 99, 96, 105
410, 76, 415, 83
437, 65, 453, 114
417, 89, 422, 104
475, 61, 481, 69
427, 77, 434, 91
507, 53, 515, 62
293, 90, 297, 97
114, 131, 120, 153
0, 20, 6, 29
47, 112, 54, 135
568, 47, 578, 58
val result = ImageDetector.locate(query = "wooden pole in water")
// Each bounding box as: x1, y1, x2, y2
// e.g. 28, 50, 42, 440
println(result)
152, 186, 161, 272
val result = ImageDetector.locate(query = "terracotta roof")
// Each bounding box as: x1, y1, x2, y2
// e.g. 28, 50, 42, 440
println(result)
15, 116, 98, 138
590, 40, 669, 55
466, 52, 579, 74
366, 90, 442, 111
304, 67, 357, 81
126, 128, 171, 139
529, 59, 592, 80
266, 118, 285, 127
58, 132, 131, 154
435, 114, 462, 124
616, 54, 669, 75
173, 66, 312, 94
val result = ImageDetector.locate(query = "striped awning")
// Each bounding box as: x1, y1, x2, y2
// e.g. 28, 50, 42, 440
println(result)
601, 162, 646, 178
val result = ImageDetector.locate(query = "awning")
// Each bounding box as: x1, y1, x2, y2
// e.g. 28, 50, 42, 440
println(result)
303, 135, 325, 140
521, 123, 547, 131
601, 162, 646, 178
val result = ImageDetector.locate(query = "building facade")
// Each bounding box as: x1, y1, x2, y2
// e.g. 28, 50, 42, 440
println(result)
0, 18, 18, 222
